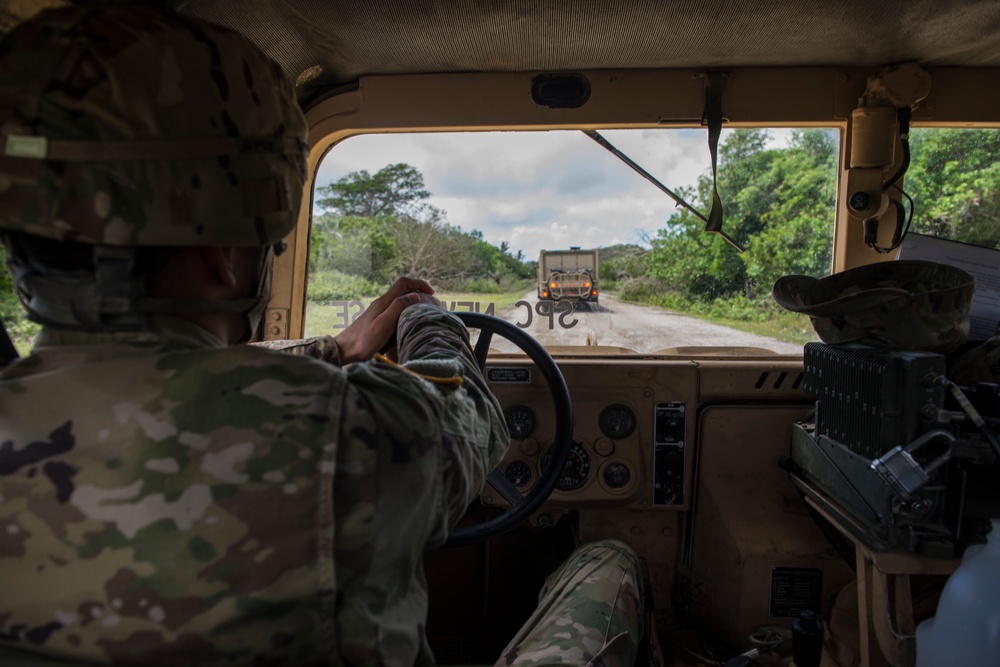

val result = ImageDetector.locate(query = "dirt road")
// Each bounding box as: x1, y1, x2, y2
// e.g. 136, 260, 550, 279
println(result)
483, 292, 804, 354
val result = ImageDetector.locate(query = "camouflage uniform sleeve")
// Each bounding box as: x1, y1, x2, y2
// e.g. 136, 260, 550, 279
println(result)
341, 303, 508, 544
250, 336, 343, 366
396, 304, 510, 528
331, 305, 509, 663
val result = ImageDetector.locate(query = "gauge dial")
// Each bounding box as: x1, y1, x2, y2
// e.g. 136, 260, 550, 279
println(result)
541, 441, 592, 491
599, 404, 636, 440
503, 460, 533, 489
504, 405, 536, 440
602, 461, 633, 490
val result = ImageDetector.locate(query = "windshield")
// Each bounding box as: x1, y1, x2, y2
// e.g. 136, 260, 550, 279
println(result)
305, 128, 841, 354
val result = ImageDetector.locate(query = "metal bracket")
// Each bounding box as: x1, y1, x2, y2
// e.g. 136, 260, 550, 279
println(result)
263, 308, 289, 340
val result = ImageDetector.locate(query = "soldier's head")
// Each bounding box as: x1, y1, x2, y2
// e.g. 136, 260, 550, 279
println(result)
0, 4, 308, 342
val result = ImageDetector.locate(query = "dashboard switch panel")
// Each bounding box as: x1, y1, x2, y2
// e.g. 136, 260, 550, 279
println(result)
653, 402, 686, 506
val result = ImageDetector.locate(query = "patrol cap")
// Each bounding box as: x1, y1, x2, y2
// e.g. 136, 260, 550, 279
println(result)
772, 259, 975, 353
0, 4, 307, 247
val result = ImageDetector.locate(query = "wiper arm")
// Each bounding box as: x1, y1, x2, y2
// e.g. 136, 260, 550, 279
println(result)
581, 130, 744, 252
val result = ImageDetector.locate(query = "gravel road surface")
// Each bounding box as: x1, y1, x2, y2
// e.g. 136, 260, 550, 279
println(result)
481, 291, 804, 355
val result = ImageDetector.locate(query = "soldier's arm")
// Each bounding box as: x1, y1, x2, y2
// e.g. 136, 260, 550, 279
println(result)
397, 304, 509, 523
251, 336, 344, 365
250, 276, 438, 365
341, 303, 509, 546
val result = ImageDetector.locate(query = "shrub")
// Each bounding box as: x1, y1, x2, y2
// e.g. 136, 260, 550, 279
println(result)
307, 270, 384, 302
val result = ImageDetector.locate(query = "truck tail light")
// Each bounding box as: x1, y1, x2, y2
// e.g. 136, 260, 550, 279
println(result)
591, 289, 598, 296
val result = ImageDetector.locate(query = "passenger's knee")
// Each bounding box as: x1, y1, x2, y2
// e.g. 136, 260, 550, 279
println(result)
576, 539, 640, 569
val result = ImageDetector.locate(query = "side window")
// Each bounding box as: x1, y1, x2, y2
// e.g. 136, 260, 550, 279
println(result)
906, 128, 1000, 249
305, 129, 840, 352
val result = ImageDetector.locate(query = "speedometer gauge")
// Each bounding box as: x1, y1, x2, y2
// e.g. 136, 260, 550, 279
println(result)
599, 404, 636, 439
504, 405, 536, 440
541, 441, 592, 491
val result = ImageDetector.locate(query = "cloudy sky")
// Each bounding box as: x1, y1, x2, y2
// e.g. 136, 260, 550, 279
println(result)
314, 128, 793, 260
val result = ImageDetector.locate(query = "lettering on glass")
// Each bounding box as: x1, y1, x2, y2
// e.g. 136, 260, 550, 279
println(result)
321, 300, 497, 328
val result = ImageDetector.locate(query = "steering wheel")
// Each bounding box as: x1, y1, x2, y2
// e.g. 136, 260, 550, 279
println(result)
446, 312, 574, 546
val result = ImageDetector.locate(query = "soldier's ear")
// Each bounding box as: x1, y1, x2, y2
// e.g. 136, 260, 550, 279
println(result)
201, 246, 239, 290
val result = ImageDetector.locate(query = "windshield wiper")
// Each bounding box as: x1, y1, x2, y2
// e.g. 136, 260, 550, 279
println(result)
582, 130, 745, 252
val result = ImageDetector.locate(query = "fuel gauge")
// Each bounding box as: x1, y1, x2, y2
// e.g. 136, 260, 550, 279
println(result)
504, 405, 536, 440
503, 460, 533, 489
599, 404, 636, 440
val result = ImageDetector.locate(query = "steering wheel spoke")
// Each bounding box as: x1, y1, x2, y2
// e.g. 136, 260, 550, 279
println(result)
472, 328, 494, 371
486, 468, 527, 507
447, 312, 573, 547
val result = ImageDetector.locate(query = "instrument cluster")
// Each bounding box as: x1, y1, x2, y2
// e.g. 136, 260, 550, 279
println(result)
500, 401, 641, 500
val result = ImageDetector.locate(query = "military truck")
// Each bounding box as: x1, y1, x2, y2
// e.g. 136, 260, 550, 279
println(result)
537, 247, 599, 303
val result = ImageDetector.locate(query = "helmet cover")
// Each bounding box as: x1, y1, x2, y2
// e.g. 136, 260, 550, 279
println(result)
0, 4, 308, 247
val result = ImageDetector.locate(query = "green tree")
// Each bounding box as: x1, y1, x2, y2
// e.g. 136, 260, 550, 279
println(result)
309, 163, 532, 293
648, 129, 776, 300
309, 212, 397, 281
743, 128, 837, 292
315, 163, 431, 217
600, 244, 647, 275
469, 234, 533, 284
1, 243, 18, 323
906, 128, 1000, 248
386, 207, 465, 281
0, 243, 41, 353
646, 128, 838, 301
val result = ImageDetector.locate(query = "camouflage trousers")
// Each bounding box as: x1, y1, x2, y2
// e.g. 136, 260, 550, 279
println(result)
496, 540, 645, 667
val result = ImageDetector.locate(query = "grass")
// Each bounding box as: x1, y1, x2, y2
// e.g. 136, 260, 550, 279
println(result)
4, 318, 41, 357
683, 308, 816, 345
304, 288, 531, 337
434, 290, 529, 315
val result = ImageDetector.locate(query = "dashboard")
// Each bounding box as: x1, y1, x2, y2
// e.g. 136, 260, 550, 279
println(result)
474, 350, 863, 654
479, 352, 808, 514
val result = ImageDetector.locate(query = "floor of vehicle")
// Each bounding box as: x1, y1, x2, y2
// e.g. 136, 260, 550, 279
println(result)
426, 517, 948, 667
425, 513, 574, 664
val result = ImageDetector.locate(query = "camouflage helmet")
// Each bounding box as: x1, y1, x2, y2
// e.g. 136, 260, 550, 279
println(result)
772, 260, 975, 353
0, 4, 307, 247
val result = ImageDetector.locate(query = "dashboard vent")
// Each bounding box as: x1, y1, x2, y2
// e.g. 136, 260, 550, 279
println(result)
754, 370, 804, 390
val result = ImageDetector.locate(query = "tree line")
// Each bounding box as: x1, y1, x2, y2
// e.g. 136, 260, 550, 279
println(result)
308, 163, 533, 300
602, 127, 1000, 327
600, 128, 840, 323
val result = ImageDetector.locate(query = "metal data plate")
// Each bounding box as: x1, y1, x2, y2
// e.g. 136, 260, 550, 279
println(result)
486, 367, 531, 384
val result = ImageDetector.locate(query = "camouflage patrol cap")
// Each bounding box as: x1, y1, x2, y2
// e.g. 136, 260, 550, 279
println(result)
0, 4, 307, 247
772, 260, 975, 353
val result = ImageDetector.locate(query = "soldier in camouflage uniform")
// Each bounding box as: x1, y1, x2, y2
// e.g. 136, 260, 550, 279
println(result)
0, 5, 643, 666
